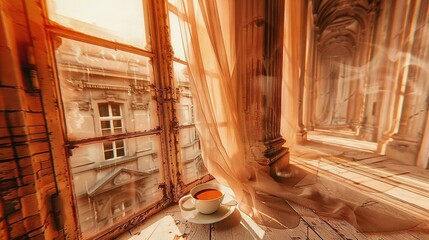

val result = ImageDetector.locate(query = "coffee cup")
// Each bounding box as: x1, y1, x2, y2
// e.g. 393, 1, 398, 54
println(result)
179, 183, 225, 214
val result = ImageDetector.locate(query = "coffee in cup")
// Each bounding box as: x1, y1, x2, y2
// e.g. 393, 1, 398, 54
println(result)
179, 183, 225, 214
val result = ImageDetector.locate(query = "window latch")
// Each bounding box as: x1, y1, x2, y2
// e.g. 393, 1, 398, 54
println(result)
64, 143, 78, 157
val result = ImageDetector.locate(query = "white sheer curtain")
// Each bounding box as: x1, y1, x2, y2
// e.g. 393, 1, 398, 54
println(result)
176, 0, 424, 232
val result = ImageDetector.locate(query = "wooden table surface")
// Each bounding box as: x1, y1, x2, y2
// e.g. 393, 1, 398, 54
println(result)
118, 144, 429, 240
117, 200, 429, 240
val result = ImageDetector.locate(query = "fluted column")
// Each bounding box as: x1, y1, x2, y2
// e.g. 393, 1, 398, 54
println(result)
376, 1, 412, 153
236, 0, 289, 174
297, 0, 310, 142
384, 0, 427, 165
263, 0, 289, 169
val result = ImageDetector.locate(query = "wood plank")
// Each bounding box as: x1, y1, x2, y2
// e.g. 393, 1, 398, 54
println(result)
351, 156, 389, 164
341, 151, 381, 161
117, 153, 429, 240
319, 215, 429, 240
165, 205, 211, 240
211, 209, 256, 240
211, 200, 322, 240
117, 204, 210, 240
304, 156, 429, 212
287, 202, 344, 240
180, 221, 211, 240
363, 231, 423, 240
408, 222, 429, 240
317, 216, 367, 240
262, 219, 322, 240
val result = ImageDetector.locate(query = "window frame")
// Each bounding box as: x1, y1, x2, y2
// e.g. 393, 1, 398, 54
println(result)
38, 0, 212, 239
97, 102, 126, 160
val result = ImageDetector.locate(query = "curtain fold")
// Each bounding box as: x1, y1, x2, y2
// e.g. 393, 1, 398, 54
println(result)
176, 0, 425, 234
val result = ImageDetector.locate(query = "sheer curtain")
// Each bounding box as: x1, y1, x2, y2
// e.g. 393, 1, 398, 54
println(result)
176, 0, 424, 233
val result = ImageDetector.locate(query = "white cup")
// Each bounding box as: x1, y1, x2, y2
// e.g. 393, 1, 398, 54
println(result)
179, 183, 225, 214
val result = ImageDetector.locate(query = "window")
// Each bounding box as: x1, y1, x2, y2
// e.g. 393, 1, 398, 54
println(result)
44, 0, 209, 238
45, 0, 150, 49
98, 103, 125, 160
168, 1, 208, 184
111, 199, 133, 221
103, 140, 125, 160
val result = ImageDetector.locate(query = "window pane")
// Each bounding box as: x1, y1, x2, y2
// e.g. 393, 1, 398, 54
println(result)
46, 0, 150, 50
68, 136, 164, 238
111, 104, 121, 116
117, 148, 125, 157
178, 127, 206, 184
113, 120, 122, 128
116, 140, 124, 148
173, 62, 193, 125
55, 38, 160, 141
101, 121, 111, 129
102, 130, 111, 136
169, 11, 186, 60
104, 150, 114, 160
99, 103, 109, 117
103, 142, 113, 150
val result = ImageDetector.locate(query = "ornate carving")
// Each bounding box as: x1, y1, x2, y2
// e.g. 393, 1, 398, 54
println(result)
131, 101, 149, 110
66, 78, 85, 90
78, 101, 90, 111
113, 172, 131, 185
131, 94, 150, 110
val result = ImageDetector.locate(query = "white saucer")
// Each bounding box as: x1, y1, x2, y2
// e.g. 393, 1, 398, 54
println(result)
180, 199, 236, 224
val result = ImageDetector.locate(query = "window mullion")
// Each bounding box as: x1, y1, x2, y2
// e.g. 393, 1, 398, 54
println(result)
65, 129, 162, 147
112, 141, 117, 158
110, 119, 114, 135
149, 0, 187, 202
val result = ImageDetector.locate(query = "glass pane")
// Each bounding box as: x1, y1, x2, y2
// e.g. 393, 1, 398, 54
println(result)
55, 38, 160, 141
46, 0, 150, 50
169, 11, 186, 60
104, 150, 114, 160
68, 135, 163, 238
117, 148, 125, 157
178, 127, 206, 184
113, 120, 122, 128
100, 121, 111, 129
98, 103, 109, 117
116, 140, 124, 148
173, 62, 193, 125
111, 104, 121, 116
103, 142, 113, 150
102, 130, 111, 136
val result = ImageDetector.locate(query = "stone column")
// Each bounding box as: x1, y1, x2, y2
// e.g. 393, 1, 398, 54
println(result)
376, 1, 414, 153
297, 0, 309, 142
263, 0, 289, 174
384, 0, 428, 165
359, 4, 381, 141
417, 110, 429, 169
307, 27, 320, 131
236, 0, 289, 175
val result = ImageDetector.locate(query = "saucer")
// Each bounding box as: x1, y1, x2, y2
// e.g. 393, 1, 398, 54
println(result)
180, 199, 235, 224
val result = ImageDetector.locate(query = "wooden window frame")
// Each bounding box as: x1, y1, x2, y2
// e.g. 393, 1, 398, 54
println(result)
33, 0, 212, 239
